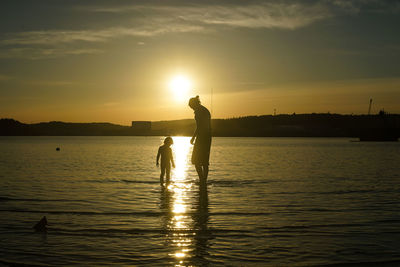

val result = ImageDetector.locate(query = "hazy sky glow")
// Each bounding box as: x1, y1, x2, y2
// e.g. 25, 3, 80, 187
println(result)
1, 0, 399, 124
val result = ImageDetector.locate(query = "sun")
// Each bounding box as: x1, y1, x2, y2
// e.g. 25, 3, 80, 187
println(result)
169, 75, 192, 101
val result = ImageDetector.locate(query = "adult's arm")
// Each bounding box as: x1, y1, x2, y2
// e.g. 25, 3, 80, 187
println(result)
191, 127, 197, 145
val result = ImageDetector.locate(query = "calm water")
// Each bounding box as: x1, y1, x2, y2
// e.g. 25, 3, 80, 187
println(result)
0, 136, 400, 266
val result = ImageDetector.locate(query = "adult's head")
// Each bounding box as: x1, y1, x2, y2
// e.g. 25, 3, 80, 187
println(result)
188, 95, 201, 110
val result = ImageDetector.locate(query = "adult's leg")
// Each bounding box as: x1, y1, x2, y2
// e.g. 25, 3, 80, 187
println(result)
202, 137, 211, 184
195, 164, 204, 182
202, 165, 209, 183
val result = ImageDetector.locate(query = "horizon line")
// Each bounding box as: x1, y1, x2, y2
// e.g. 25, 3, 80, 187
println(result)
3, 111, 400, 126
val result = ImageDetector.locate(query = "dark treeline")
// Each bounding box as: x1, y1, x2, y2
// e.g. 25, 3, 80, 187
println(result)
1, 113, 400, 137
0, 120, 153, 136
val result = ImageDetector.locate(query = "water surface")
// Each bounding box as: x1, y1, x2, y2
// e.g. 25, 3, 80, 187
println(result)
0, 136, 400, 266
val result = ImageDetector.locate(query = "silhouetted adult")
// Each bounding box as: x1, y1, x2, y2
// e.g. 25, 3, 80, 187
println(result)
189, 96, 211, 185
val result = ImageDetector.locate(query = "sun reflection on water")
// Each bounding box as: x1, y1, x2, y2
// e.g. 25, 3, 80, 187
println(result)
172, 137, 191, 182
160, 136, 210, 266
165, 137, 193, 264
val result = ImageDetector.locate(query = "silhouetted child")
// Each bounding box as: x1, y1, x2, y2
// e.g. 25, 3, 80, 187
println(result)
156, 137, 175, 185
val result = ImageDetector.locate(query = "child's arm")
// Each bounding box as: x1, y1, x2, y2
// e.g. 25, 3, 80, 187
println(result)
156, 147, 161, 166
170, 149, 175, 168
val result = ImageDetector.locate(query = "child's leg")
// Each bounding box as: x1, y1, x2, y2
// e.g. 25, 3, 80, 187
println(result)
165, 164, 171, 185
160, 167, 165, 185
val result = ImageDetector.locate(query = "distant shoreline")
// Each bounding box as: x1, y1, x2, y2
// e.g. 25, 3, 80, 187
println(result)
1, 113, 400, 138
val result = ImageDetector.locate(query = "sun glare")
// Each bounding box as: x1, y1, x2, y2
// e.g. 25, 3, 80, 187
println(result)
164, 137, 193, 263
169, 75, 192, 101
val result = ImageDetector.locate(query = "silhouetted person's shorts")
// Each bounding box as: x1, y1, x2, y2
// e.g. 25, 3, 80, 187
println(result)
192, 135, 211, 166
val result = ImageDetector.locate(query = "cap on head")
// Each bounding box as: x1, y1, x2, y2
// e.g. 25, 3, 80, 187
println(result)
188, 95, 200, 109
164, 136, 173, 145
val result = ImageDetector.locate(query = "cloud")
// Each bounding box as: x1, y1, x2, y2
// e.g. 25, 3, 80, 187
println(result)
329, 0, 400, 14
90, 2, 331, 30
0, 47, 103, 60
90, 1, 400, 20
177, 3, 330, 29
1, 1, 398, 59
1, 25, 205, 47
1, 31, 111, 46
1, 2, 331, 47
0, 18, 204, 58
0, 2, 329, 59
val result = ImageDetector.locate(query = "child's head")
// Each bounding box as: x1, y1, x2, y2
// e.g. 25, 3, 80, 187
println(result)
164, 136, 173, 146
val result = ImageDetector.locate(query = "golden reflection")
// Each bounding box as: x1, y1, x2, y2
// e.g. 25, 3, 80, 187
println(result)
172, 137, 191, 181
164, 137, 193, 264
175, 252, 185, 258
159, 136, 210, 266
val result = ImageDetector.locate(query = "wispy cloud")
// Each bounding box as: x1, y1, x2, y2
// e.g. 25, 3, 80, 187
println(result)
1, 2, 330, 47
329, 0, 400, 14
90, 2, 331, 30
174, 3, 330, 29
1, 25, 205, 46
1, 1, 398, 59
90, 1, 400, 22
0, 47, 103, 60
0, 23, 204, 59
1, 30, 112, 46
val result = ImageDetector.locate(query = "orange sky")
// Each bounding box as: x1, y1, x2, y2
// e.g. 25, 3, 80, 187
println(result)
1, 1, 400, 125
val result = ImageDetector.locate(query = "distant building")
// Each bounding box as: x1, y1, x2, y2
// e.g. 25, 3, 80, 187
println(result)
131, 121, 151, 130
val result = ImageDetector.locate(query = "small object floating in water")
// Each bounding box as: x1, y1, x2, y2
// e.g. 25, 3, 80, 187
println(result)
33, 216, 48, 232
56, 147, 60, 151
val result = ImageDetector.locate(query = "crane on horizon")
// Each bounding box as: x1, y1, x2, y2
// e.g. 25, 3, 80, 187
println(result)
368, 98, 372, 115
